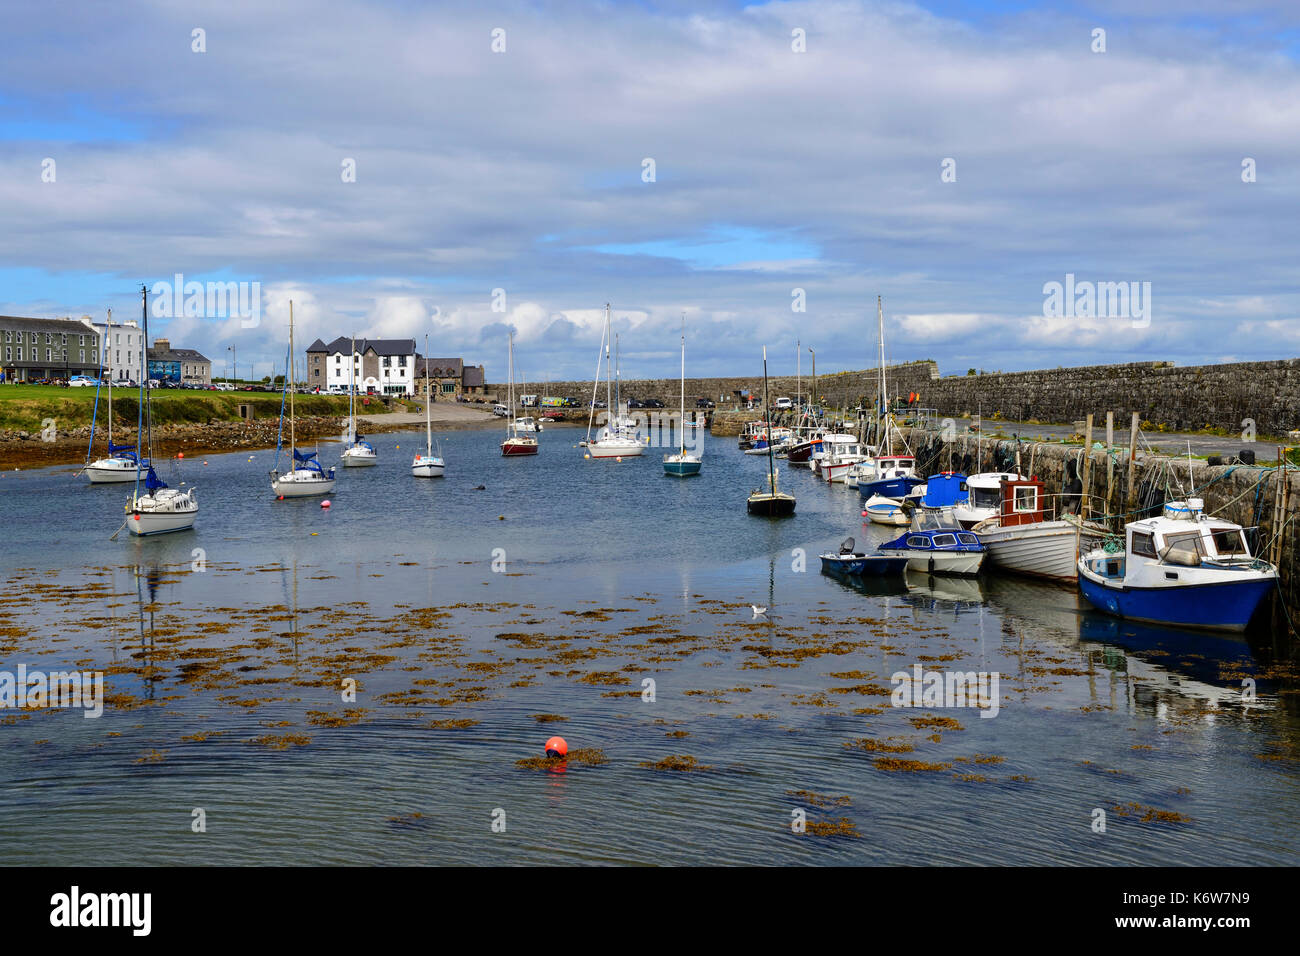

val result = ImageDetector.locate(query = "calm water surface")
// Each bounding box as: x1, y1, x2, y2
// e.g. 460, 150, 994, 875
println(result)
0, 429, 1296, 865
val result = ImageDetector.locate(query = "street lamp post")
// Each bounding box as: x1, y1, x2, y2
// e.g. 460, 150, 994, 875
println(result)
227, 345, 235, 385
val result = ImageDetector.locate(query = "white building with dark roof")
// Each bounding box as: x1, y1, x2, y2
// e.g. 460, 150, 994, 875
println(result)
306, 336, 417, 395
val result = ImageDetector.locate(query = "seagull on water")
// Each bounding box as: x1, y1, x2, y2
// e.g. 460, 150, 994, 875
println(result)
751, 605, 768, 620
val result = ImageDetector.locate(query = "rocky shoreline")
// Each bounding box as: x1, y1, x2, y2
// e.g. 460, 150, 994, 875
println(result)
0, 412, 504, 470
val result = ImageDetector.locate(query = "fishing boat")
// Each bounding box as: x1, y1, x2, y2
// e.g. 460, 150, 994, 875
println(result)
951, 471, 1024, 527
971, 477, 1106, 583
512, 416, 543, 433
271, 301, 337, 497
84, 310, 144, 483
819, 537, 909, 575
742, 425, 793, 456
584, 305, 644, 459
123, 286, 198, 535
746, 347, 795, 517
412, 333, 445, 477
340, 333, 378, 467
1077, 498, 1277, 632
663, 315, 701, 477
501, 331, 538, 457
878, 511, 985, 575
738, 420, 767, 451
817, 439, 871, 484
863, 495, 910, 526
807, 432, 857, 473
854, 455, 923, 499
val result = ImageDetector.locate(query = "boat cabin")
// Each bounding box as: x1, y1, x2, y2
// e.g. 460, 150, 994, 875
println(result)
1088, 502, 1256, 581
993, 477, 1047, 527
965, 472, 1021, 513
919, 472, 967, 508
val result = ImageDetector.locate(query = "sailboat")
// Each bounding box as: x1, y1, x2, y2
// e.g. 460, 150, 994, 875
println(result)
412, 333, 446, 476
125, 285, 198, 535
341, 332, 377, 466
271, 301, 337, 496
584, 304, 644, 459
663, 314, 701, 476
746, 347, 795, 516
857, 295, 923, 504
501, 330, 538, 456
85, 308, 143, 483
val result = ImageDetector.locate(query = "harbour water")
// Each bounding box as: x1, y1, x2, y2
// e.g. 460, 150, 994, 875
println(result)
0, 429, 1296, 865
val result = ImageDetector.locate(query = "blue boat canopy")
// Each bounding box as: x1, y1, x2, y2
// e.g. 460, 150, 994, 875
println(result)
143, 466, 167, 491
921, 473, 968, 508
108, 442, 136, 454
293, 449, 318, 463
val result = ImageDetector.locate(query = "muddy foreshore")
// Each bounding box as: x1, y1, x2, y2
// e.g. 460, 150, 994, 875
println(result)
0, 413, 510, 471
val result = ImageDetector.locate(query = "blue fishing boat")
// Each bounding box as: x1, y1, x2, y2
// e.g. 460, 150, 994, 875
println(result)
1077, 499, 1277, 632
856, 455, 924, 499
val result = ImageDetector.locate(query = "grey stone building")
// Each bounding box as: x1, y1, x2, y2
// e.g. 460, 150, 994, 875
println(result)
148, 338, 212, 385
0, 315, 101, 383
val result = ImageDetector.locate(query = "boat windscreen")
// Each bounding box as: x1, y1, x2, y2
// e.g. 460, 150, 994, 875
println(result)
1209, 527, 1249, 556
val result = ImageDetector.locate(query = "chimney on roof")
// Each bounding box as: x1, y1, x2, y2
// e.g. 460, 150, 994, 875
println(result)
154, 338, 170, 351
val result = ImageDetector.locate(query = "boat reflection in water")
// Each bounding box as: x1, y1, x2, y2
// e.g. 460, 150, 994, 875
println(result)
900, 571, 986, 613
818, 563, 911, 599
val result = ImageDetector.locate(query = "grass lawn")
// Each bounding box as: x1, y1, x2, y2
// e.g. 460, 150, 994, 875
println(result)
0, 385, 406, 432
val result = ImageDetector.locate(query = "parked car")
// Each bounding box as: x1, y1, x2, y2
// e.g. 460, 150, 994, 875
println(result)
644, 398, 664, 408
492, 403, 509, 417
68, 375, 98, 387
774, 396, 794, 410
695, 398, 715, 408
589, 400, 607, 409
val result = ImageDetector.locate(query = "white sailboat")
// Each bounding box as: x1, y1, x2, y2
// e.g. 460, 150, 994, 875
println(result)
125, 285, 198, 535
584, 304, 644, 459
85, 308, 143, 483
501, 331, 538, 456
271, 301, 337, 497
663, 313, 701, 476
341, 332, 378, 466
412, 334, 446, 477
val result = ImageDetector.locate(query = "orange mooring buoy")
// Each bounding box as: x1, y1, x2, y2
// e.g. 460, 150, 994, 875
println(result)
545, 736, 568, 758
321, 500, 331, 508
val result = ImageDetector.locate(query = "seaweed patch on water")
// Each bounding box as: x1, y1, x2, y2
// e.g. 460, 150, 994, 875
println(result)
249, 733, 312, 750
872, 757, 952, 772
845, 737, 914, 754
515, 747, 607, 770
1109, 802, 1191, 824
428, 718, 479, 729
801, 817, 859, 837
306, 708, 369, 728
529, 713, 568, 723
787, 789, 851, 808
639, 754, 711, 772
907, 715, 964, 731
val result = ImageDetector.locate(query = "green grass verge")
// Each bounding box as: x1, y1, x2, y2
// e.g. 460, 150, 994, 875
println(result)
0, 385, 392, 432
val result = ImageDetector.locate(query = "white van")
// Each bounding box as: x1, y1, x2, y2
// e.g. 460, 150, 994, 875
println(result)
519, 394, 538, 408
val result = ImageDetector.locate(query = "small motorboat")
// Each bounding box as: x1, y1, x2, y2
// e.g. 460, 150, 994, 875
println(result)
863, 494, 909, 525
1077, 499, 1277, 632
879, 511, 986, 576
819, 537, 910, 575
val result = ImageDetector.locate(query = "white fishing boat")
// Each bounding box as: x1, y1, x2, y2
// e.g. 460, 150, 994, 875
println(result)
84, 309, 143, 483
971, 477, 1106, 582
122, 286, 197, 536
584, 305, 645, 459
808, 432, 858, 474
340, 332, 378, 467
818, 440, 871, 484
412, 333, 445, 477
512, 416, 543, 433
271, 301, 337, 497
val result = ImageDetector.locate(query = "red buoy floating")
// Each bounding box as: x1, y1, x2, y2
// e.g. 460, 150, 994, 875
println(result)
177, 452, 184, 459
545, 736, 568, 758
321, 500, 331, 509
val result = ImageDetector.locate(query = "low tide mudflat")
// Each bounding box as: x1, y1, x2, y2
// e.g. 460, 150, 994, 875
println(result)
0, 430, 1296, 865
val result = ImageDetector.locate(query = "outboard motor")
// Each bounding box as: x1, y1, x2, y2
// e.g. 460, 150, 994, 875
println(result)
840, 537, 856, 555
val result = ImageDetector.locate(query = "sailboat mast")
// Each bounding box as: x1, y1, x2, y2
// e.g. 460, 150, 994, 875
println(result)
289, 300, 296, 457
105, 308, 113, 446
615, 332, 621, 418
349, 331, 356, 441
134, 286, 146, 497
679, 314, 686, 453
763, 346, 775, 491
796, 340, 801, 411
877, 295, 891, 455
424, 334, 432, 455
605, 305, 612, 416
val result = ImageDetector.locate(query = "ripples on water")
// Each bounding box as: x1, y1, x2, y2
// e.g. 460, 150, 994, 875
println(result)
0, 429, 1296, 865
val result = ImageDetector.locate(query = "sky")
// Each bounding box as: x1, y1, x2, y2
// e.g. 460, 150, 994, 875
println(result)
1, 0, 1297, 383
